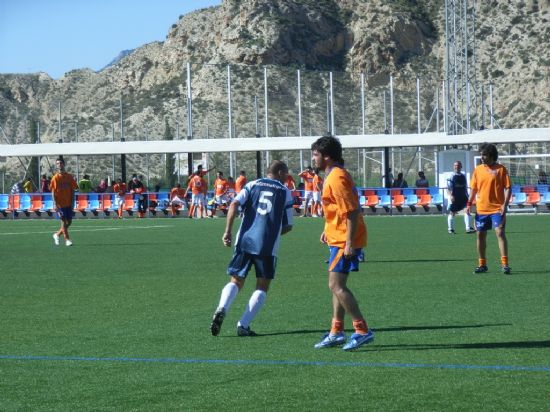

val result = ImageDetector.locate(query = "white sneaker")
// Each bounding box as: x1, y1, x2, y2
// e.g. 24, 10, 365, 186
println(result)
65, 240, 73, 247
53, 233, 60, 245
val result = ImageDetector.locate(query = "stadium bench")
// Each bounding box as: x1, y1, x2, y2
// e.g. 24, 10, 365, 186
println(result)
402, 188, 415, 196
18, 195, 32, 216
417, 194, 432, 211
88, 194, 101, 216
75, 194, 90, 216
511, 185, 521, 194
30, 195, 44, 216
428, 186, 440, 196
378, 195, 391, 211
41, 194, 55, 216
526, 192, 541, 206
536, 185, 548, 193
392, 194, 405, 211
404, 194, 418, 211
431, 193, 444, 211
0, 194, 10, 216
376, 189, 389, 196
510, 192, 527, 205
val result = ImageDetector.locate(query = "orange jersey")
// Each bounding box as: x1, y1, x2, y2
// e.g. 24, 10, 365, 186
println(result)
470, 163, 511, 214
284, 175, 296, 190
235, 175, 247, 193
214, 178, 229, 196
312, 174, 323, 192
50, 172, 78, 208
187, 175, 204, 195
113, 183, 126, 196
322, 166, 366, 249
299, 171, 314, 191
171, 187, 186, 199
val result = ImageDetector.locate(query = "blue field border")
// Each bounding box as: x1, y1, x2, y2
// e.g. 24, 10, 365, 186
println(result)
1, 355, 549, 373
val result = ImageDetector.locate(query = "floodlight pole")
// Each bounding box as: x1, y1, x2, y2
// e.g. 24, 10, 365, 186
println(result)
186, 62, 193, 176
297, 69, 303, 171
227, 65, 234, 177
119, 95, 126, 183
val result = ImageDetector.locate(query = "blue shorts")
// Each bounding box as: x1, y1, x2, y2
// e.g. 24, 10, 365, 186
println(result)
328, 246, 361, 274
475, 213, 505, 231
57, 207, 74, 220
227, 249, 277, 279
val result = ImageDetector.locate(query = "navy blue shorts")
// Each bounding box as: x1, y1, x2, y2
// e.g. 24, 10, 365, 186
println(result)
449, 199, 467, 213
227, 250, 277, 279
57, 207, 74, 220
328, 246, 361, 274
475, 213, 505, 231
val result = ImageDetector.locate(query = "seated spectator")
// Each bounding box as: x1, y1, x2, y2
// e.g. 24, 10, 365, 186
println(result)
79, 174, 93, 193
23, 177, 33, 193
40, 174, 51, 193
415, 171, 429, 187
95, 179, 108, 193
392, 172, 408, 188
11, 181, 23, 194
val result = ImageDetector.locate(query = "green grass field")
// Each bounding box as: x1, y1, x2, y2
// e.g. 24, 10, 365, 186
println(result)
1, 214, 549, 411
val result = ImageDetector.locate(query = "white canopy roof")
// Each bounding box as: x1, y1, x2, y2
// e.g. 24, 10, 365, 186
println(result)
1, 128, 549, 157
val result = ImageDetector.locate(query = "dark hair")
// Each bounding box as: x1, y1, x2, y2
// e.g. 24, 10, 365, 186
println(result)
268, 160, 288, 176
56, 157, 65, 164
311, 135, 344, 164
479, 143, 498, 161
217, 171, 223, 176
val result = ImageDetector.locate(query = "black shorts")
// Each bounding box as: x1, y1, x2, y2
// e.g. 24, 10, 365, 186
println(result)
449, 199, 467, 213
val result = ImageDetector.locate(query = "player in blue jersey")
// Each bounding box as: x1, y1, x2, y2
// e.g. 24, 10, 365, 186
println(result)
446, 160, 476, 234
210, 160, 294, 337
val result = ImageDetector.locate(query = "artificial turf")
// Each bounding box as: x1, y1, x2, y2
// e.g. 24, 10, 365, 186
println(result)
0, 214, 549, 411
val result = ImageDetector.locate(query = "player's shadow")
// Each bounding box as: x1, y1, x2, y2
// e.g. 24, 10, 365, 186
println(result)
366, 258, 471, 263
259, 322, 511, 337
366, 340, 550, 352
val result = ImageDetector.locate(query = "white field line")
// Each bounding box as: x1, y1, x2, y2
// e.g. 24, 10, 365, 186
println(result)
0, 225, 172, 236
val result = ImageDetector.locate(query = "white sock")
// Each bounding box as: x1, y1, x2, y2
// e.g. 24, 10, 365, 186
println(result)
238, 290, 267, 329
447, 214, 454, 231
464, 213, 470, 230
217, 282, 239, 312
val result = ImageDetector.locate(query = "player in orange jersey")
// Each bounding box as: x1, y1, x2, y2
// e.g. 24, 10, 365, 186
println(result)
50, 157, 78, 246
312, 168, 324, 217
235, 170, 247, 194
467, 143, 512, 275
284, 174, 296, 190
113, 178, 126, 219
311, 135, 373, 351
184, 171, 206, 218
211, 171, 230, 217
169, 183, 187, 217
299, 166, 315, 217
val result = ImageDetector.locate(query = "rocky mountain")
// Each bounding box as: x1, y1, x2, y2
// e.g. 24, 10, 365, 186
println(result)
0, 0, 548, 186
100, 49, 135, 72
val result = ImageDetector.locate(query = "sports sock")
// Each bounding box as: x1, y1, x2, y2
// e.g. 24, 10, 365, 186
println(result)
463, 213, 470, 229
330, 318, 344, 335
238, 289, 267, 329
501, 256, 508, 266
447, 214, 453, 230
352, 319, 369, 334
217, 282, 239, 312
479, 258, 487, 267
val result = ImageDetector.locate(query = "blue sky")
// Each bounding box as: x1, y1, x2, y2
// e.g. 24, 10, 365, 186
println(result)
0, 0, 221, 79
